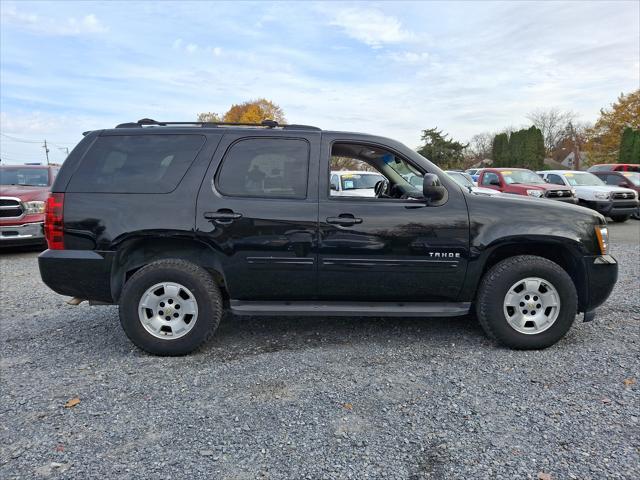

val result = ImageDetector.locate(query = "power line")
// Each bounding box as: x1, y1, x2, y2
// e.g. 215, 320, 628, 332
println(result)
0, 133, 42, 144
0, 132, 71, 148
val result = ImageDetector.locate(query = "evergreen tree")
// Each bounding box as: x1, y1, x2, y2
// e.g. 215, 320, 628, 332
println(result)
509, 130, 524, 166
416, 128, 467, 169
631, 130, 640, 161
492, 133, 509, 167
618, 127, 638, 162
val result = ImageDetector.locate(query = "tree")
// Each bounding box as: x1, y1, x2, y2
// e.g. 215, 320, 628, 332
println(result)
526, 108, 576, 154
618, 127, 640, 162
197, 98, 286, 124
491, 133, 509, 167
585, 90, 640, 163
465, 132, 493, 161
416, 128, 467, 169
197, 112, 222, 122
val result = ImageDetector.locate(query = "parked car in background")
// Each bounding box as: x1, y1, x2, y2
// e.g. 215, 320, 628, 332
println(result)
538, 170, 638, 222
0, 164, 59, 247
477, 168, 577, 203
330, 170, 385, 197
445, 170, 502, 196
587, 163, 639, 172
465, 168, 483, 183
591, 170, 640, 219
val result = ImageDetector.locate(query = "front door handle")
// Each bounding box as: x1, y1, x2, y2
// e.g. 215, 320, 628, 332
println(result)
326, 214, 363, 227
204, 209, 243, 225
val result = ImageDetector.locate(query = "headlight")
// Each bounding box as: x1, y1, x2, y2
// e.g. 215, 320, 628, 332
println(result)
526, 190, 543, 197
594, 192, 610, 200
595, 225, 609, 255
23, 201, 46, 214
570, 189, 577, 197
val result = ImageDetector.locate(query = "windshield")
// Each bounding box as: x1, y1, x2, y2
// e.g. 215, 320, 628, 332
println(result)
563, 172, 605, 186
340, 173, 384, 190
448, 172, 474, 188
500, 170, 545, 185
0, 168, 49, 186
623, 172, 640, 186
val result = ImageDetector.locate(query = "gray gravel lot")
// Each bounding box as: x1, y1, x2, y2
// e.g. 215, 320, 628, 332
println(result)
1, 222, 638, 479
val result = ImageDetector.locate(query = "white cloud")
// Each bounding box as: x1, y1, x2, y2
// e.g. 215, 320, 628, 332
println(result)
185, 43, 198, 54
329, 8, 414, 48
387, 51, 430, 65
212, 47, 222, 57
1, 6, 108, 35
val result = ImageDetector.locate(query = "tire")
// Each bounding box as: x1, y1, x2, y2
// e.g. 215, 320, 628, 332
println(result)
119, 259, 222, 356
476, 255, 577, 350
610, 214, 630, 223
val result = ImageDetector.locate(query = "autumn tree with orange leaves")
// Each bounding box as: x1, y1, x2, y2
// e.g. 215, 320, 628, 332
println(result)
584, 90, 640, 163
197, 99, 286, 124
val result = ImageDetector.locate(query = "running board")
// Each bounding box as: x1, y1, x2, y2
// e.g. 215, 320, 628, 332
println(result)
229, 300, 471, 317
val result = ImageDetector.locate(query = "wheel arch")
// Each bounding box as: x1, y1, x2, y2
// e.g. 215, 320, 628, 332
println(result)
462, 237, 589, 312
110, 235, 228, 303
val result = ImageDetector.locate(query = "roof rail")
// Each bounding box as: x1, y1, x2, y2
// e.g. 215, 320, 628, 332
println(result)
115, 118, 321, 131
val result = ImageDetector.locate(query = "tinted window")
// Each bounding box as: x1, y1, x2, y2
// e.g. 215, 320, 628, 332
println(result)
547, 174, 565, 185
217, 138, 309, 198
68, 134, 205, 193
605, 174, 622, 186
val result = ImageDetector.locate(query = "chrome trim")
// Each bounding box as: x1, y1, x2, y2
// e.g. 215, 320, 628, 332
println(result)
0, 196, 25, 219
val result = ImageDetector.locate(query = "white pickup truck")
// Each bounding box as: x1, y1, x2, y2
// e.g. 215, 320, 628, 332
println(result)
537, 170, 639, 222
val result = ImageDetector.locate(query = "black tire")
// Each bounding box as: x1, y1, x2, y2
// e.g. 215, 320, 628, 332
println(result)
610, 214, 630, 223
119, 259, 222, 356
476, 255, 577, 350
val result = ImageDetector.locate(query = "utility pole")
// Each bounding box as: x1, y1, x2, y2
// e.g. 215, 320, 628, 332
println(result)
568, 123, 581, 171
42, 140, 50, 165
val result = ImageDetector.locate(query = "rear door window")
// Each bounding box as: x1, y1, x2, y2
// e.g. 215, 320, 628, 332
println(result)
68, 134, 206, 193
216, 138, 309, 199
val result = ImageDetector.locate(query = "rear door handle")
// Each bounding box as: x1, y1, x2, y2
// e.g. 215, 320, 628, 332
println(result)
326, 214, 363, 226
204, 210, 243, 225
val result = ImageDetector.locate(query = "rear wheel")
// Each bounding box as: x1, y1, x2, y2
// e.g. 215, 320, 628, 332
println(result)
610, 214, 630, 223
476, 255, 577, 349
119, 259, 222, 356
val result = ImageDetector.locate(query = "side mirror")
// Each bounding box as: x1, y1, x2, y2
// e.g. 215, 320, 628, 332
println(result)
423, 173, 446, 203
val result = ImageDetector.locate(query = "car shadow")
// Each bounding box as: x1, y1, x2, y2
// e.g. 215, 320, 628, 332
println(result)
197, 313, 486, 361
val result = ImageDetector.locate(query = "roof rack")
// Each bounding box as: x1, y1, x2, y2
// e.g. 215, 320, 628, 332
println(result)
115, 118, 321, 131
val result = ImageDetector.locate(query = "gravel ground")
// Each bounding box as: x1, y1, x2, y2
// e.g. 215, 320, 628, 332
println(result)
1, 223, 638, 479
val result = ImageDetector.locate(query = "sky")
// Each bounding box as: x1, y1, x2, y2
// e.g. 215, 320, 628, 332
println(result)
0, 0, 638, 165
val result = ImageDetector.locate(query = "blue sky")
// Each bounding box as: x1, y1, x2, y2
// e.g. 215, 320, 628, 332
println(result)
1, 0, 638, 165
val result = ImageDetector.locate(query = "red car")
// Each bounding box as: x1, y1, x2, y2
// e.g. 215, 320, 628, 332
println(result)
591, 170, 640, 219
0, 164, 59, 247
477, 168, 577, 203
587, 163, 639, 173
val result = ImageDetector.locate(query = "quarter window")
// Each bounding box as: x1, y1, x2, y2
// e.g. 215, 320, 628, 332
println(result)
217, 138, 309, 198
68, 134, 205, 193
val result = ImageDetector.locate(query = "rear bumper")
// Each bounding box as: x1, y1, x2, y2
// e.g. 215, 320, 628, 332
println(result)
582, 254, 618, 312
38, 249, 115, 303
0, 222, 45, 246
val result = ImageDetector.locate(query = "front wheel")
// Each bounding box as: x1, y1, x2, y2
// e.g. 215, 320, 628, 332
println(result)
610, 214, 630, 223
119, 259, 222, 356
476, 255, 577, 349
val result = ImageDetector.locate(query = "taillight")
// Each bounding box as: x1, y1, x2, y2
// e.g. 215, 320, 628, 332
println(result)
45, 193, 64, 250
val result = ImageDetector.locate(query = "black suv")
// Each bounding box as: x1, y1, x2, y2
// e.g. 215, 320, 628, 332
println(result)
39, 119, 618, 355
